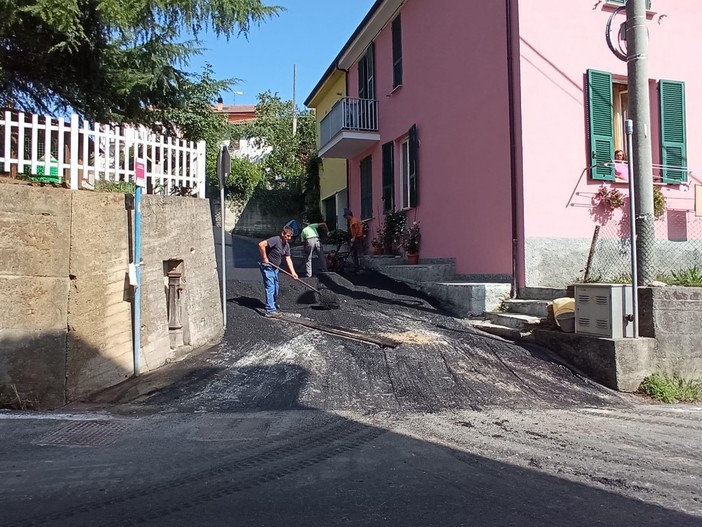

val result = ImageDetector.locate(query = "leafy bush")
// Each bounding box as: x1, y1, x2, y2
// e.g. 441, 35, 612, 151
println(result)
638, 374, 701, 403
383, 209, 407, 250
669, 266, 702, 287
653, 185, 667, 219
403, 221, 421, 254
94, 180, 136, 193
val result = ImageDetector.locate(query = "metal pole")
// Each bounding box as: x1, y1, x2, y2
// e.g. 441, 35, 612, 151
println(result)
625, 119, 639, 338
626, 0, 655, 285
133, 185, 142, 375
218, 145, 228, 329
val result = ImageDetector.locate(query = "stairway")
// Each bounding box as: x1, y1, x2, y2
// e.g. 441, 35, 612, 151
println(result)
466, 287, 567, 340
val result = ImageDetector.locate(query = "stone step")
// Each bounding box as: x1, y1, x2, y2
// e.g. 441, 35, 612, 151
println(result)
372, 262, 455, 285
462, 319, 529, 341
425, 282, 511, 317
484, 312, 542, 330
518, 286, 568, 301
504, 298, 550, 317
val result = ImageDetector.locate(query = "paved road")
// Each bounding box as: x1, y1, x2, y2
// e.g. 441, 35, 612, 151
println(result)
2, 235, 701, 526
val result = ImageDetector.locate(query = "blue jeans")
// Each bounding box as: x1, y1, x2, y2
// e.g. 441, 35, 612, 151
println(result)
259, 264, 279, 313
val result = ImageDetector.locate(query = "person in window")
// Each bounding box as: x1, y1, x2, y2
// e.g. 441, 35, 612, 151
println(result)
614, 149, 629, 183
344, 209, 364, 273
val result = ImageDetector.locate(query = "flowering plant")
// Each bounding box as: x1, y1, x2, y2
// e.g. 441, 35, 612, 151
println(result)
371, 235, 384, 249
594, 185, 625, 210
403, 221, 421, 254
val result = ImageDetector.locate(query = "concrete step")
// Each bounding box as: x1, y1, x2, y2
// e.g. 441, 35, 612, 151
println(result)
484, 311, 542, 330
504, 299, 550, 317
462, 319, 529, 341
425, 282, 511, 317
372, 262, 455, 285
518, 286, 568, 301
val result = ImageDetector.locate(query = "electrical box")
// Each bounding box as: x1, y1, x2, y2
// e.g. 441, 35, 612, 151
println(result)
575, 284, 633, 338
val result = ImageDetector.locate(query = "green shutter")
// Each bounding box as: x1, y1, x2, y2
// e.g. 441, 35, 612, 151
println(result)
382, 141, 394, 211
659, 80, 687, 184
587, 69, 614, 181
408, 124, 418, 207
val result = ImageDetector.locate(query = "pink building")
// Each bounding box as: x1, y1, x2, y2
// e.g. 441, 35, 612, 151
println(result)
307, 0, 701, 288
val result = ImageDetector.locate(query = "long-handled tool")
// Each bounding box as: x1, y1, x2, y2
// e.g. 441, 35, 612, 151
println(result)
265, 262, 340, 310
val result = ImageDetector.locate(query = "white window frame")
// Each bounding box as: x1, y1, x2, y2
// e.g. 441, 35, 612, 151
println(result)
400, 138, 410, 210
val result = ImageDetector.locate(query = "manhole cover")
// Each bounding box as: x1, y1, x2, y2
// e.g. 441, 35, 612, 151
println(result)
34, 420, 128, 447
191, 418, 271, 442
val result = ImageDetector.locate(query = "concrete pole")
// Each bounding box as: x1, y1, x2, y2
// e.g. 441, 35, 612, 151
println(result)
626, 0, 655, 285
292, 64, 298, 137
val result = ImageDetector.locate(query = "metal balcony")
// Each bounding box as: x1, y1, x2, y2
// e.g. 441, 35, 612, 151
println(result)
318, 97, 380, 159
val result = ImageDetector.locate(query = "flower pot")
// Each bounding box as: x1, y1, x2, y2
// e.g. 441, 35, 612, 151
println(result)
406, 252, 419, 265
372, 247, 384, 255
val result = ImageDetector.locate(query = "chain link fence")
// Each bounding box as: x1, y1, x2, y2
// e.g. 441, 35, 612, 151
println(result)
584, 209, 702, 282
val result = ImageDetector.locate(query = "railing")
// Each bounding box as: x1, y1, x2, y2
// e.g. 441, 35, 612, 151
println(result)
319, 97, 379, 147
0, 110, 206, 197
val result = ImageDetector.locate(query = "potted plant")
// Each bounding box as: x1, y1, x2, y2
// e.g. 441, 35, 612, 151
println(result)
593, 185, 625, 211
403, 221, 421, 264
371, 233, 384, 255
383, 209, 407, 254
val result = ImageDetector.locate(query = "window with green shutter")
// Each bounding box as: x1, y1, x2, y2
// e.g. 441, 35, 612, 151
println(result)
382, 141, 394, 211
659, 80, 687, 184
360, 156, 373, 220
392, 15, 403, 88
587, 70, 615, 181
408, 124, 418, 207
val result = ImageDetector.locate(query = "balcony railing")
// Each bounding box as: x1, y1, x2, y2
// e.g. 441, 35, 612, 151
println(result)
320, 97, 379, 148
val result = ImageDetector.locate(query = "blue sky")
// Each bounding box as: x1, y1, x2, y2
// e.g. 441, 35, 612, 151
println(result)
188, 0, 376, 107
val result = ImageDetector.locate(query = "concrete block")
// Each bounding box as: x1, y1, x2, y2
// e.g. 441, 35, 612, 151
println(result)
425, 282, 510, 317
533, 329, 656, 392
0, 276, 69, 331
0, 185, 71, 277
505, 299, 550, 317
0, 329, 67, 408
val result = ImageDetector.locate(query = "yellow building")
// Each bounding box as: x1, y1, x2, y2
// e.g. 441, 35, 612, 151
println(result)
305, 69, 347, 231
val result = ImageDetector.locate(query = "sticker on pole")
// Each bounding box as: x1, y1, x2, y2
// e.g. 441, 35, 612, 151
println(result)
135, 161, 146, 188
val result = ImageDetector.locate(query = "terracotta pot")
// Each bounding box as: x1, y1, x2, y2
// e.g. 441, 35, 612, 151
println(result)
406, 252, 419, 265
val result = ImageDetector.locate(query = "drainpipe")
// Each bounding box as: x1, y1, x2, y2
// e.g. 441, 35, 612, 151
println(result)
505, 0, 520, 298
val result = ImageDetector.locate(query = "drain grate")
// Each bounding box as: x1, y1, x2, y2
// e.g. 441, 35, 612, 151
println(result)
191, 418, 271, 442
34, 420, 129, 447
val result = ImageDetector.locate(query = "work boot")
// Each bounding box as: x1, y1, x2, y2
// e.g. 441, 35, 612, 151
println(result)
264, 311, 281, 318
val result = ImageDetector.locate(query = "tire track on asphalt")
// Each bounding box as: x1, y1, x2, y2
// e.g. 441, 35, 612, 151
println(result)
7, 417, 384, 526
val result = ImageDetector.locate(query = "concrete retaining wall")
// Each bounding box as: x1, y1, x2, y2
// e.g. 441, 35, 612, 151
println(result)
639, 286, 702, 376
0, 183, 222, 408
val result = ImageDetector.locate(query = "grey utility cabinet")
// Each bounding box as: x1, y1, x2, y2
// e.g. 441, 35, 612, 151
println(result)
574, 283, 633, 338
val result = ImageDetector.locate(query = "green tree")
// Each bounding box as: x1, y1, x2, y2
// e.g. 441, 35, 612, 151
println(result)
235, 91, 317, 190
0, 0, 280, 128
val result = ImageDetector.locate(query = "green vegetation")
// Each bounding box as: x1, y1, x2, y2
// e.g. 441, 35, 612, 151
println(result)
0, 0, 280, 127
576, 266, 702, 287
94, 180, 136, 193
653, 185, 667, 219
638, 374, 701, 403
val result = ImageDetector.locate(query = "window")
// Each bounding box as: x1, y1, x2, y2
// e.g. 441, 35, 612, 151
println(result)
392, 15, 403, 88
382, 141, 394, 211
358, 44, 375, 101
360, 156, 373, 220
408, 124, 418, 207
400, 139, 410, 209
400, 124, 419, 208
586, 70, 687, 183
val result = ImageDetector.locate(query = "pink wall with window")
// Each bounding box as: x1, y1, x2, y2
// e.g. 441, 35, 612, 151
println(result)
518, 0, 702, 240
346, 0, 515, 277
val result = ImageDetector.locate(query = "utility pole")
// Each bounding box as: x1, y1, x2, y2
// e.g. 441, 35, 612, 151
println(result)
292, 64, 298, 137
626, 0, 655, 285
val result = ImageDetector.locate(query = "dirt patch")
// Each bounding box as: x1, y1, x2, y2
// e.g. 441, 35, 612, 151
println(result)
382, 331, 443, 345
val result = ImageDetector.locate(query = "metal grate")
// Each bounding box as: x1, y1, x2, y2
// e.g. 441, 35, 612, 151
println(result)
34, 420, 129, 447
190, 418, 271, 442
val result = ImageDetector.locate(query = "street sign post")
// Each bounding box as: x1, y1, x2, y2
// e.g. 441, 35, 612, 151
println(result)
217, 144, 231, 328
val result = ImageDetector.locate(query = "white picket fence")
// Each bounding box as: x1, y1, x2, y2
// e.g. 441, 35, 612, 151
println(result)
0, 110, 206, 197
